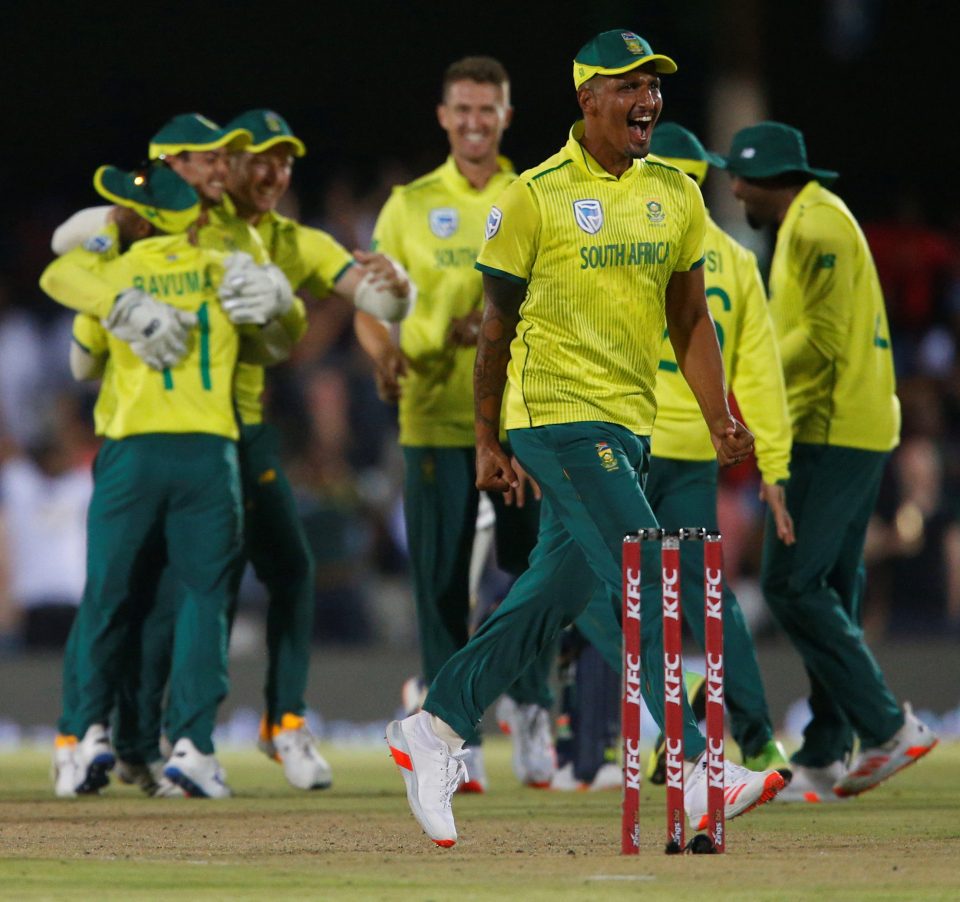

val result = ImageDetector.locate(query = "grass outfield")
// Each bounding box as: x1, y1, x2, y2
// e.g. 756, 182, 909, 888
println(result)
0, 737, 957, 900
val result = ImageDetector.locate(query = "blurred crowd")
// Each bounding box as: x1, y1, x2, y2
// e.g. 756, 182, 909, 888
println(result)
1, 174, 958, 655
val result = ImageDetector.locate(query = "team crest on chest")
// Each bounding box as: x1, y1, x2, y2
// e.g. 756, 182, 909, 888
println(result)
644, 197, 666, 225
573, 199, 604, 235
429, 207, 459, 238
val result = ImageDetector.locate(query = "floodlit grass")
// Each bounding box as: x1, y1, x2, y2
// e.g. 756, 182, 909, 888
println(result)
1, 737, 958, 900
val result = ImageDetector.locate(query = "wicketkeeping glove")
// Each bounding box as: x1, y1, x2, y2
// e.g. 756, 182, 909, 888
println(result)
219, 252, 294, 325
105, 288, 198, 370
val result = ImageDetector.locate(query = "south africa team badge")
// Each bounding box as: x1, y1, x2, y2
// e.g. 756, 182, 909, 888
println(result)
645, 198, 666, 225
573, 199, 603, 235
429, 207, 459, 238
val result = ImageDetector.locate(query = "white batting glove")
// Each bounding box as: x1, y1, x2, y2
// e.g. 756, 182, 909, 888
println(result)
219, 253, 293, 325
105, 288, 198, 370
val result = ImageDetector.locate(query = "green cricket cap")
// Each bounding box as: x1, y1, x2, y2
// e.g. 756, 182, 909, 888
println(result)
224, 109, 306, 157
148, 113, 252, 160
93, 163, 200, 234
722, 121, 838, 184
573, 30, 677, 89
650, 122, 725, 186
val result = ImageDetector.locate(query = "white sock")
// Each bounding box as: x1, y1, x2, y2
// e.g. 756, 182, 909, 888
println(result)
430, 715, 465, 752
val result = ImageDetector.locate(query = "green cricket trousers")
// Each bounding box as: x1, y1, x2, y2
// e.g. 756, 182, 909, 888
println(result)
574, 457, 777, 758
761, 443, 903, 765
402, 446, 555, 721
109, 422, 316, 762
424, 422, 706, 756
59, 434, 242, 755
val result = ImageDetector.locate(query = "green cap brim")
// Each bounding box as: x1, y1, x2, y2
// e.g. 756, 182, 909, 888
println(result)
149, 127, 252, 160
93, 165, 200, 234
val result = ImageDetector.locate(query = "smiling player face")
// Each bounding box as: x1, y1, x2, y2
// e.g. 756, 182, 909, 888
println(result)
165, 149, 230, 206
437, 79, 512, 169
226, 144, 294, 219
580, 63, 663, 176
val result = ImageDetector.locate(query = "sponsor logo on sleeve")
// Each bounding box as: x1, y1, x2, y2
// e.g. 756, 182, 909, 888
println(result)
485, 206, 502, 240
83, 234, 114, 254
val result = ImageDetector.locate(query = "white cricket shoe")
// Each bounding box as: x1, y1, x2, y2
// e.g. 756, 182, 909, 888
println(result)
833, 703, 938, 798
549, 762, 585, 792
386, 711, 466, 847
273, 715, 333, 790
74, 724, 115, 794
684, 752, 785, 830
53, 736, 81, 798
460, 746, 487, 793
163, 738, 232, 798
775, 761, 848, 803
496, 697, 556, 787
589, 761, 623, 791
116, 758, 185, 798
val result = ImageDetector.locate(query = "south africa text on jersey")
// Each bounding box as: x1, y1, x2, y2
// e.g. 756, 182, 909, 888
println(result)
434, 247, 478, 269
131, 267, 216, 297
579, 241, 671, 270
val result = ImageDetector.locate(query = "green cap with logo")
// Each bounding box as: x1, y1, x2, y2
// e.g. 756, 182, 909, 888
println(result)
93, 163, 200, 233
650, 122, 725, 185
722, 121, 838, 184
148, 113, 252, 160
224, 109, 307, 157
573, 29, 677, 89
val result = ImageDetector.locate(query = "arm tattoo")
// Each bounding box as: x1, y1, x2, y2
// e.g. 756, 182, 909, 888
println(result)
474, 274, 525, 437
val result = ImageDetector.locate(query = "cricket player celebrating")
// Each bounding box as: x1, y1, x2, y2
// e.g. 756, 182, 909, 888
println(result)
45, 163, 285, 798
722, 122, 938, 800
219, 108, 411, 787
386, 30, 785, 847
644, 123, 793, 779
555, 123, 796, 789
354, 58, 555, 790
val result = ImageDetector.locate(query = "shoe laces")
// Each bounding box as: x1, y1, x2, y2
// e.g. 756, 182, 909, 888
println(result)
440, 748, 469, 808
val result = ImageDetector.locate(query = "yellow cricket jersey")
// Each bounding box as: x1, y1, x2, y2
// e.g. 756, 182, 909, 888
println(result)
768, 181, 899, 450
202, 204, 309, 427
373, 156, 517, 446
653, 212, 791, 483
41, 223, 125, 318
219, 209, 352, 426
69, 234, 241, 440
476, 123, 705, 434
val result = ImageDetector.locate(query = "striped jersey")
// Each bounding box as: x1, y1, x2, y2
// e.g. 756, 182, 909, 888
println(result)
768, 181, 899, 450
653, 212, 791, 483
476, 122, 705, 434
373, 156, 517, 446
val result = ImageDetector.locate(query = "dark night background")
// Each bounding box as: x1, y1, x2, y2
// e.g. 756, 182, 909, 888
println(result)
0, 0, 953, 305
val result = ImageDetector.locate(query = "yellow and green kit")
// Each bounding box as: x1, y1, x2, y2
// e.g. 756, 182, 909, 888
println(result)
50, 232, 245, 756
760, 180, 904, 765
239, 207, 353, 728
646, 213, 789, 758
372, 155, 549, 720
424, 124, 709, 753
